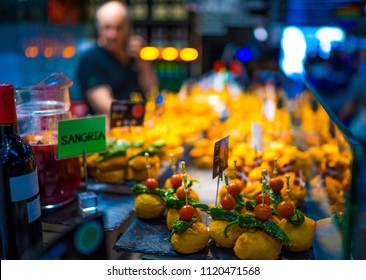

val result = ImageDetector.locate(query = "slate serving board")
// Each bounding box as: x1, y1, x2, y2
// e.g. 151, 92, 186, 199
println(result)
114, 216, 315, 260
42, 192, 135, 232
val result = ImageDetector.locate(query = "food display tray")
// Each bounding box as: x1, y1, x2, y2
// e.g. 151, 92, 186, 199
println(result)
113, 216, 315, 260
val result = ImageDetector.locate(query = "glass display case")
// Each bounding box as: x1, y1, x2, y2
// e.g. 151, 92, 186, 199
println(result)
110, 72, 364, 260
300, 79, 363, 259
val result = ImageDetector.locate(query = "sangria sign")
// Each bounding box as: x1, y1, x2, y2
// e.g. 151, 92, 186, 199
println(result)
57, 116, 107, 159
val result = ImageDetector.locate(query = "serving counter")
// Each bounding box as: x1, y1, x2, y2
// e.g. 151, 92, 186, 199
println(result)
38, 78, 365, 260
41, 163, 317, 260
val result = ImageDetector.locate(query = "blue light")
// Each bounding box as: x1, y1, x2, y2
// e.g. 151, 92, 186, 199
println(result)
236, 48, 253, 62
156, 94, 164, 105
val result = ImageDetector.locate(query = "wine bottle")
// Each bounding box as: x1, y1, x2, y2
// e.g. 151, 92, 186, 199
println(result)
0, 84, 43, 260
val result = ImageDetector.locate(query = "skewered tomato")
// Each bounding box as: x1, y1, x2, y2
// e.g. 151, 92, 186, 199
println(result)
170, 174, 183, 188
221, 195, 236, 211
227, 180, 242, 197
176, 186, 188, 200
145, 178, 159, 190
277, 201, 295, 219
255, 193, 272, 206
254, 203, 272, 221
269, 177, 284, 193
179, 205, 195, 221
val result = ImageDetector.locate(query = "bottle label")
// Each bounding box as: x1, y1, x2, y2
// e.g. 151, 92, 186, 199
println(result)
10, 169, 41, 223
27, 195, 41, 223
10, 169, 39, 202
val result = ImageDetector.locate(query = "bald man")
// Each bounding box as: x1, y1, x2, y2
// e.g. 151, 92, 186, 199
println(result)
77, 1, 157, 115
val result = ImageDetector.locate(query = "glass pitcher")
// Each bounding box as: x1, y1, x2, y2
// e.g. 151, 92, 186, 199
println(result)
15, 73, 81, 210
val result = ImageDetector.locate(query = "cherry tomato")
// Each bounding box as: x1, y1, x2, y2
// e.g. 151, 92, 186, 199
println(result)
227, 180, 242, 197
270, 177, 284, 193
277, 201, 295, 219
170, 174, 183, 189
255, 193, 272, 206
254, 203, 272, 221
176, 186, 188, 200
145, 178, 159, 190
221, 195, 236, 211
179, 205, 195, 221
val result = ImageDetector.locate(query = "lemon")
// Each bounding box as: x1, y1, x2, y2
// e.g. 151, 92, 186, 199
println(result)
209, 220, 246, 248
234, 230, 282, 260
134, 193, 165, 219
170, 222, 209, 254
278, 216, 316, 252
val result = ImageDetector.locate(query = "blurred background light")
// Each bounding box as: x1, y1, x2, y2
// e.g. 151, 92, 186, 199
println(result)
62, 46, 76, 58
180, 48, 199, 61
253, 27, 268, 42
25, 46, 39, 58
43, 46, 54, 58
162, 47, 179, 61
280, 27, 307, 77
236, 48, 252, 62
315, 27, 345, 59
140, 46, 159, 61
315, 27, 345, 43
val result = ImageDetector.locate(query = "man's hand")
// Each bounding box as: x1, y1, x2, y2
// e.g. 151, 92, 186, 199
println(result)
127, 35, 145, 59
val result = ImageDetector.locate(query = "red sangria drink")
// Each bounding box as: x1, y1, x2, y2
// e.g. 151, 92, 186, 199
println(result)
23, 132, 81, 209
15, 74, 81, 209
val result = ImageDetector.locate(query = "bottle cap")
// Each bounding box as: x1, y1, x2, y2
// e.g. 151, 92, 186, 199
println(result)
0, 84, 17, 124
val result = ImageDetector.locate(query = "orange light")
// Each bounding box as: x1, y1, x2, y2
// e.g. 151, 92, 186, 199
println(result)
62, 46, 76, 58
43, 46, 54, 58
25, 46, 39, 58
140, 46, 159, 61
180, 47, 199, 61
162, 47, 178, 61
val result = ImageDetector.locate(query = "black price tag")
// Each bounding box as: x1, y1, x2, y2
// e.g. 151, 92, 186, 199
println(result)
110, 101, 145, 128
212, 135, 229, 179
